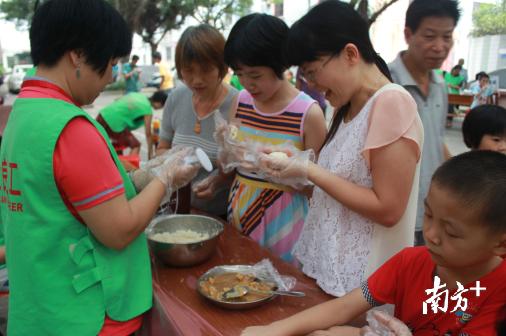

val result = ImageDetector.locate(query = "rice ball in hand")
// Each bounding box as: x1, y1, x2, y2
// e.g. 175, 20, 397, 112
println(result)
268, 151, 289, 159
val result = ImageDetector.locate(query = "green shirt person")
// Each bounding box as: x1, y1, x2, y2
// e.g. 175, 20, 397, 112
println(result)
96, 91, 167, 158
444, 65, 464, 94
123, 55, 141, 93
230, 73, 244, 90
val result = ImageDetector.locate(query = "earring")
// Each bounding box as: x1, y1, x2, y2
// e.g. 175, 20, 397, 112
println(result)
76, 66, 81, 79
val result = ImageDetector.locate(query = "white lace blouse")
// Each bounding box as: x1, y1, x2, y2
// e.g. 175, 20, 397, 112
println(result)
294, 83, 424, 297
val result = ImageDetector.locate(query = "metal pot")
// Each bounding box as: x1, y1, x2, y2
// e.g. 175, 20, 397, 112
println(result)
146, 214, 224, 267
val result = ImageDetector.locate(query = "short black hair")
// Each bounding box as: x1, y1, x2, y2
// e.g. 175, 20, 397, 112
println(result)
224, 13, 289, 79
132, 55, 139, 62
405, 0, 460, 33
478, 72, 490, 80
432, 150, 506, 233
285, 0, 392, 149
462, 105, 506, 149
149, 90, 168, 105
475, 71, 487, 81
30, 0, 132, 75
152, 52, 162, 61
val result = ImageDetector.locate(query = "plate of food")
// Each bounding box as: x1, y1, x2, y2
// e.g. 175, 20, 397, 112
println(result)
197, 265, 279, 310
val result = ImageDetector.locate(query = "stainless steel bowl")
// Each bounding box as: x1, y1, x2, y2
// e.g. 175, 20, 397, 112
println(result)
197, 265, 277, 310
146, 214, 224, 267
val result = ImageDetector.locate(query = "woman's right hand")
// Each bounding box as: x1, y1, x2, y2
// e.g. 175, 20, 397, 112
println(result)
149, 147, 200, 191
360, 311, 412, 336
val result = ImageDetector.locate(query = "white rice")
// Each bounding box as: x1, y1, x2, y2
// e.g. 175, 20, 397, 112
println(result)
151, 230, 209, 244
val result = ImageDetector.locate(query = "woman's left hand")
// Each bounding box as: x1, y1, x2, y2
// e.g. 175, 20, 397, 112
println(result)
257, 149, 314, 189
193, 175, 219, 199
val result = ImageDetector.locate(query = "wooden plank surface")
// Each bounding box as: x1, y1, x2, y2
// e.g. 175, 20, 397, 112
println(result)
143, 221, 332, 336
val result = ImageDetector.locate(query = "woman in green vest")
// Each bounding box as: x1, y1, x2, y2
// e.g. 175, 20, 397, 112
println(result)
96, 91, 168, 159
0, 1, 198, 335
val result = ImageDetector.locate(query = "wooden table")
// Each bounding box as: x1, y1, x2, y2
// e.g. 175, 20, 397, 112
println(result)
140, 222, 332, 336
448, 93, 473, 106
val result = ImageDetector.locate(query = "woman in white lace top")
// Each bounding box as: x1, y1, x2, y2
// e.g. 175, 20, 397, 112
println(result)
260, 0, 424, 297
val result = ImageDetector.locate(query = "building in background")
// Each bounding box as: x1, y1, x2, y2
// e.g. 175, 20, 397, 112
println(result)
1, 0, 502, 82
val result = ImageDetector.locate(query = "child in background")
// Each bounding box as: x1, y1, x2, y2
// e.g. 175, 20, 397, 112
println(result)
223, 13, 327, 262
242, 150, 506, 336
462, 104, 506, 153
469, 73, 494, 108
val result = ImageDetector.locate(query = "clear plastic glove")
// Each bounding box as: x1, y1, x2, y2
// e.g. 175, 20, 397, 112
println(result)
361, 310, 412, 336
192, 174, 220, 200
258, 147, 315, 190
148, 146, 200, 191
214, 114, 257, 173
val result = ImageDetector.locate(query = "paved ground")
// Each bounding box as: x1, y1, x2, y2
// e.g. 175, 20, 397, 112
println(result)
4, 89, 468, 162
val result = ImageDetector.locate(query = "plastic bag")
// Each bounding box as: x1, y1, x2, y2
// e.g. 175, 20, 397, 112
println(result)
362, 310, 412, 336
140, 145, 200, 206
213, 113, 258, 173
249, 259, 296, 291
213, 113, 314, 191
258, 144, 315, 190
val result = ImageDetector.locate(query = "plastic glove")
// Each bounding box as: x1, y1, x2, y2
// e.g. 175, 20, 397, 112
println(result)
192, 174, 220, 200
149, 146, 200, 191
214, 114, 257, 173
130, 169, 155, 193
140, 146, 187, 171
361, 310, 412, 336
258, 147, 314, 190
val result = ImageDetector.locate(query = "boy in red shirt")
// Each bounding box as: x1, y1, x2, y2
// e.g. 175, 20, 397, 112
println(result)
242, 150, 506, 336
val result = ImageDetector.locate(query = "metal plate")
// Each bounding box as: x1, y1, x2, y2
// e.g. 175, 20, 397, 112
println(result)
197, 265, 278, 310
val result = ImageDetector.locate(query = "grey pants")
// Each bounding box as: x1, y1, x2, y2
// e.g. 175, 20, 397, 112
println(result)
415, 231, 425, 246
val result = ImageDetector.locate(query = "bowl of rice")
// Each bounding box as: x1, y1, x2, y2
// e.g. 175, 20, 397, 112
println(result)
146, 214, 224, 267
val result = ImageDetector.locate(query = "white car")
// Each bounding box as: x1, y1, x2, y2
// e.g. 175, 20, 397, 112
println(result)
7, 64, 33, 94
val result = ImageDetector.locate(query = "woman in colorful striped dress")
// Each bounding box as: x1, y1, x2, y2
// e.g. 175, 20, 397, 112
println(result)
224, 14, 327, 262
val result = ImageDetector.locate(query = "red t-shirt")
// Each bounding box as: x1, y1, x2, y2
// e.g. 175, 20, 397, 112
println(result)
19, 79, 142, 336
363, 247, 506, 336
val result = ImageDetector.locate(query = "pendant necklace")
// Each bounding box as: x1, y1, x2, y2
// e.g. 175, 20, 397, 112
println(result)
193, 86, 225, 134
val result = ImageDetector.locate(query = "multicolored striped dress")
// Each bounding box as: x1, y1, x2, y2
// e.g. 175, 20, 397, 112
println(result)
228, 89, 315, 262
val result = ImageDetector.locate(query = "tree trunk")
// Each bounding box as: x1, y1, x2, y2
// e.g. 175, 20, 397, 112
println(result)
357, 0, 368, 21
150, 42, 158, 63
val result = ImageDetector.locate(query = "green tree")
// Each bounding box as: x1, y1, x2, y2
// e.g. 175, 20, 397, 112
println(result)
348, 0, 400, 26
0, 0, 38, 28
112, 0, 196, 57
264, 0, 400, 26
471, 0, 506, 37
0, 0, 254, 60
191, 0, 252, 31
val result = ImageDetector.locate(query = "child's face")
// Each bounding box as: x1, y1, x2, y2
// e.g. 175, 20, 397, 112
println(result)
479, 77, 489, 88
422, 183, 505, 270
235, 64, 283, 103
478, 134, 506, 154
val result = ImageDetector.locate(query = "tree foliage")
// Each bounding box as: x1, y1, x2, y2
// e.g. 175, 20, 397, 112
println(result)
0, 0, 38, 28
111, 0, 195, 54
191, 0, 252, 31
471, 0, 506, 37
349, 0, 400, 26
0, 0, 253, 56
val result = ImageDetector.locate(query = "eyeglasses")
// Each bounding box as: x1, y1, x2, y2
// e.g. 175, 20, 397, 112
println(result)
300, 55, 334, 83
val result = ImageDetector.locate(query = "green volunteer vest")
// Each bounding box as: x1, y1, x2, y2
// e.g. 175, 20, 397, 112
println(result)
100, 93, 152, 132
0, 97, 152, 335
